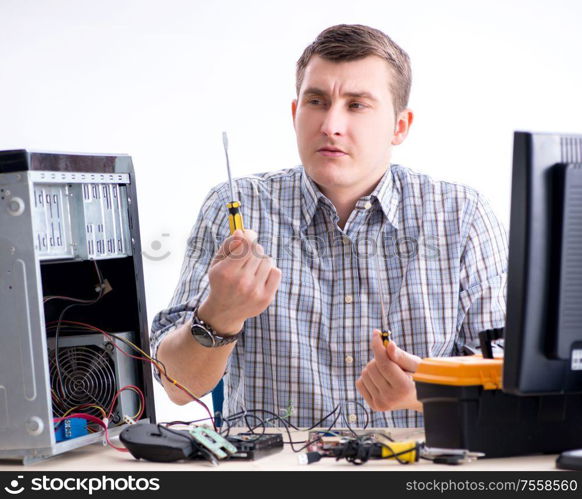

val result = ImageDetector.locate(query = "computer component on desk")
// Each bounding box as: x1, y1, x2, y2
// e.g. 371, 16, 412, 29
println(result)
226, 432, 284, 460
0, 150, 155, 464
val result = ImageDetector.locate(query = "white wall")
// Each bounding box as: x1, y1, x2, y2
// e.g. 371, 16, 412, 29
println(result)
2, 0, 581, 423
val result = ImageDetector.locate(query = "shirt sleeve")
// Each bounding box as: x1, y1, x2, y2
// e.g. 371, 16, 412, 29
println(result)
149, 186, 226, 383
455, 193, 508, 352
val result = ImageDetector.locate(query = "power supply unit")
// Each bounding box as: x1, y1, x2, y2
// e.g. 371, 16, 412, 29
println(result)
0, 150, 155, 464
47, 332, 139, 426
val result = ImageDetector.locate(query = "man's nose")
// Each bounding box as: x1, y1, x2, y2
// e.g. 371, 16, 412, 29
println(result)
320, 105, 346, 137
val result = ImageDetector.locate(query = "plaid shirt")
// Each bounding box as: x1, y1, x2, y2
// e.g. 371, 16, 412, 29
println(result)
150, 164, 508, 427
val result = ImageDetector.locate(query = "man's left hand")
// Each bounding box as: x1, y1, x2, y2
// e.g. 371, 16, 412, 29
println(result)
356, 330, 423, 412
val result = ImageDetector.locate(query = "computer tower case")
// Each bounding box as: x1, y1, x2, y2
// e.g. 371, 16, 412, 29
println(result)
0, 150, 155, 464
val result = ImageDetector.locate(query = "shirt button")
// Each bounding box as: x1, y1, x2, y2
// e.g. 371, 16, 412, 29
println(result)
364, 201, 372, 210
348, 414, 357, 423
344, 295, 353, 304
345, 355, 354, 364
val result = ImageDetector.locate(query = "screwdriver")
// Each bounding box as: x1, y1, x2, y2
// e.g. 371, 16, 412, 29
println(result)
373, 229, 391, 346
222, 131, 245, 235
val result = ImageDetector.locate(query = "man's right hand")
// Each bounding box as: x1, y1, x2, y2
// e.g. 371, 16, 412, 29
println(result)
197, 229, 282, 335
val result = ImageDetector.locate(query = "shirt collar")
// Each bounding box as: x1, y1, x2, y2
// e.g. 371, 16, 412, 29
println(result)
371, 165, 400, 229
299, 165, 400, 230
300, 168, 326, 229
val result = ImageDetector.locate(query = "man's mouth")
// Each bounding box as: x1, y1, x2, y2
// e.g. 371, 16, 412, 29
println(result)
317, 146, 347, 157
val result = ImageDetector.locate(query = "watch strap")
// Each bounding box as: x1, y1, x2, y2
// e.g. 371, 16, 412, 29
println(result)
190, 308, 242, 347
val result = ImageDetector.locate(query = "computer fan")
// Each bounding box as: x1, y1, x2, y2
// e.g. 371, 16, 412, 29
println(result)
47, 332, 138, 424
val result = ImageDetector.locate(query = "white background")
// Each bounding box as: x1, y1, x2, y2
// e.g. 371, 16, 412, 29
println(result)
1, 0, 581, 423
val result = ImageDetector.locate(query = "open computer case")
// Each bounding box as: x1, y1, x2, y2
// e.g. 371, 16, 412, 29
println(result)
0, 150, 155, 464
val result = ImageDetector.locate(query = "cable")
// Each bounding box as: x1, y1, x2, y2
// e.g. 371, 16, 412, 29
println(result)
51, 314, 371, 447
47, 319, 216, 431
107, 385, 145, 422
334, 439, 418, 465
53, 413, 128, 453
222, 404, 359, 453
43, 261, 106, 304
52, 261, 105, 400
339, 400, 370, 436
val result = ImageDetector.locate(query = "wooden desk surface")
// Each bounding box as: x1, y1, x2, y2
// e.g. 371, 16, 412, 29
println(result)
0, 428, 561, 471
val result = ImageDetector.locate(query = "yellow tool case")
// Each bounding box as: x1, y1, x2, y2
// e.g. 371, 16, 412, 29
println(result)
413, 356, 582, 458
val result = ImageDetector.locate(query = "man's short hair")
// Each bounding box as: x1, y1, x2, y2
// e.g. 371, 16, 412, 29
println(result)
296, 24, 412, 115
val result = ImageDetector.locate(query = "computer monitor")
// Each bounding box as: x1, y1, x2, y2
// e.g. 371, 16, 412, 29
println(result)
503, 131, 582, 395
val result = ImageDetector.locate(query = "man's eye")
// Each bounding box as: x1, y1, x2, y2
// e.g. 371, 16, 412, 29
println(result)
349, 102, 366, 109
307, 98, 322, 105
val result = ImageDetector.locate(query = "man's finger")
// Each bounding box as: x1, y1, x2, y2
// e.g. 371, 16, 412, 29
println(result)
371, 330, 390, 363
255, 255, 275, 283
243, 229, 258, 243
356, 376, 375, 407
366, 361, 393, 392
213, 230, 245, 263
241, 243, 265, 274
264, 267, 282, 296
386, 341, 422, 373
219, 234, 257, 267
370, 332, 418, 384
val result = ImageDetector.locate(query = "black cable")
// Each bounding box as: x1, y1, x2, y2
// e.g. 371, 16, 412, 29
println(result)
225, 409, 301, 449
338, 400, 370, 436
244, 412, 264, 435
227, 408, 295, 429
306, 404, 341, 430
293, 405, 344, 453
235, 406, 341, 452
331, 438, 422, 465
160, 402, 372, 456
223, 403, 367, 453
217, 413, 232, 438
224, 411, 267, 441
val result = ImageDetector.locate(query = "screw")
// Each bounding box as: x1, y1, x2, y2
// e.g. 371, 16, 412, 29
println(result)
25, 417, 44, 436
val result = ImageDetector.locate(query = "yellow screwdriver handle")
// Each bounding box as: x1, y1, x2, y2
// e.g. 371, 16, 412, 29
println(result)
227, 201, 245, 235
380, 440, 419, 463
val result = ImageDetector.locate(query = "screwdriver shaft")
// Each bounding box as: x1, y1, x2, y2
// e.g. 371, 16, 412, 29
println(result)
222, 131, 236, 202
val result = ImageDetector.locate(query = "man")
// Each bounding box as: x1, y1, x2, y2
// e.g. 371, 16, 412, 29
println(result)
151, 24, 507, 427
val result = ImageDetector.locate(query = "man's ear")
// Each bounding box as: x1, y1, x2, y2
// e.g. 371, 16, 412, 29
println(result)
391, 108, 414, 145
291, 99, 298, 129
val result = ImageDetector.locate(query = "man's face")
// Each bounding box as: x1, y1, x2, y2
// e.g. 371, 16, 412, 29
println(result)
292, 55, 411, 196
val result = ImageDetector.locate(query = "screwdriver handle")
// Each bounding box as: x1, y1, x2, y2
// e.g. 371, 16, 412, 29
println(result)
380, 440, 419, 463
227, 201, 245, 234
380, 330, 391, 347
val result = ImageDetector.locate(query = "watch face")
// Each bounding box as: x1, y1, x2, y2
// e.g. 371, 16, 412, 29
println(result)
191, 324, 215, 348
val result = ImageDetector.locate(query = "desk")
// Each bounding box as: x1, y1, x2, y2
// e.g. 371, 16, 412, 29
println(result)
0, 428, 561, 471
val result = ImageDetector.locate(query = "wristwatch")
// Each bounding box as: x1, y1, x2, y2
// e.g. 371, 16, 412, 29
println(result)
190, 309, 242, 348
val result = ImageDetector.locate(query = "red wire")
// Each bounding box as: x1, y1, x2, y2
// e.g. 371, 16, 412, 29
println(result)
53, 413, 129, 453
47, 319, 216, 430
107, 385, 145, 420
54, 413, 105, 426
